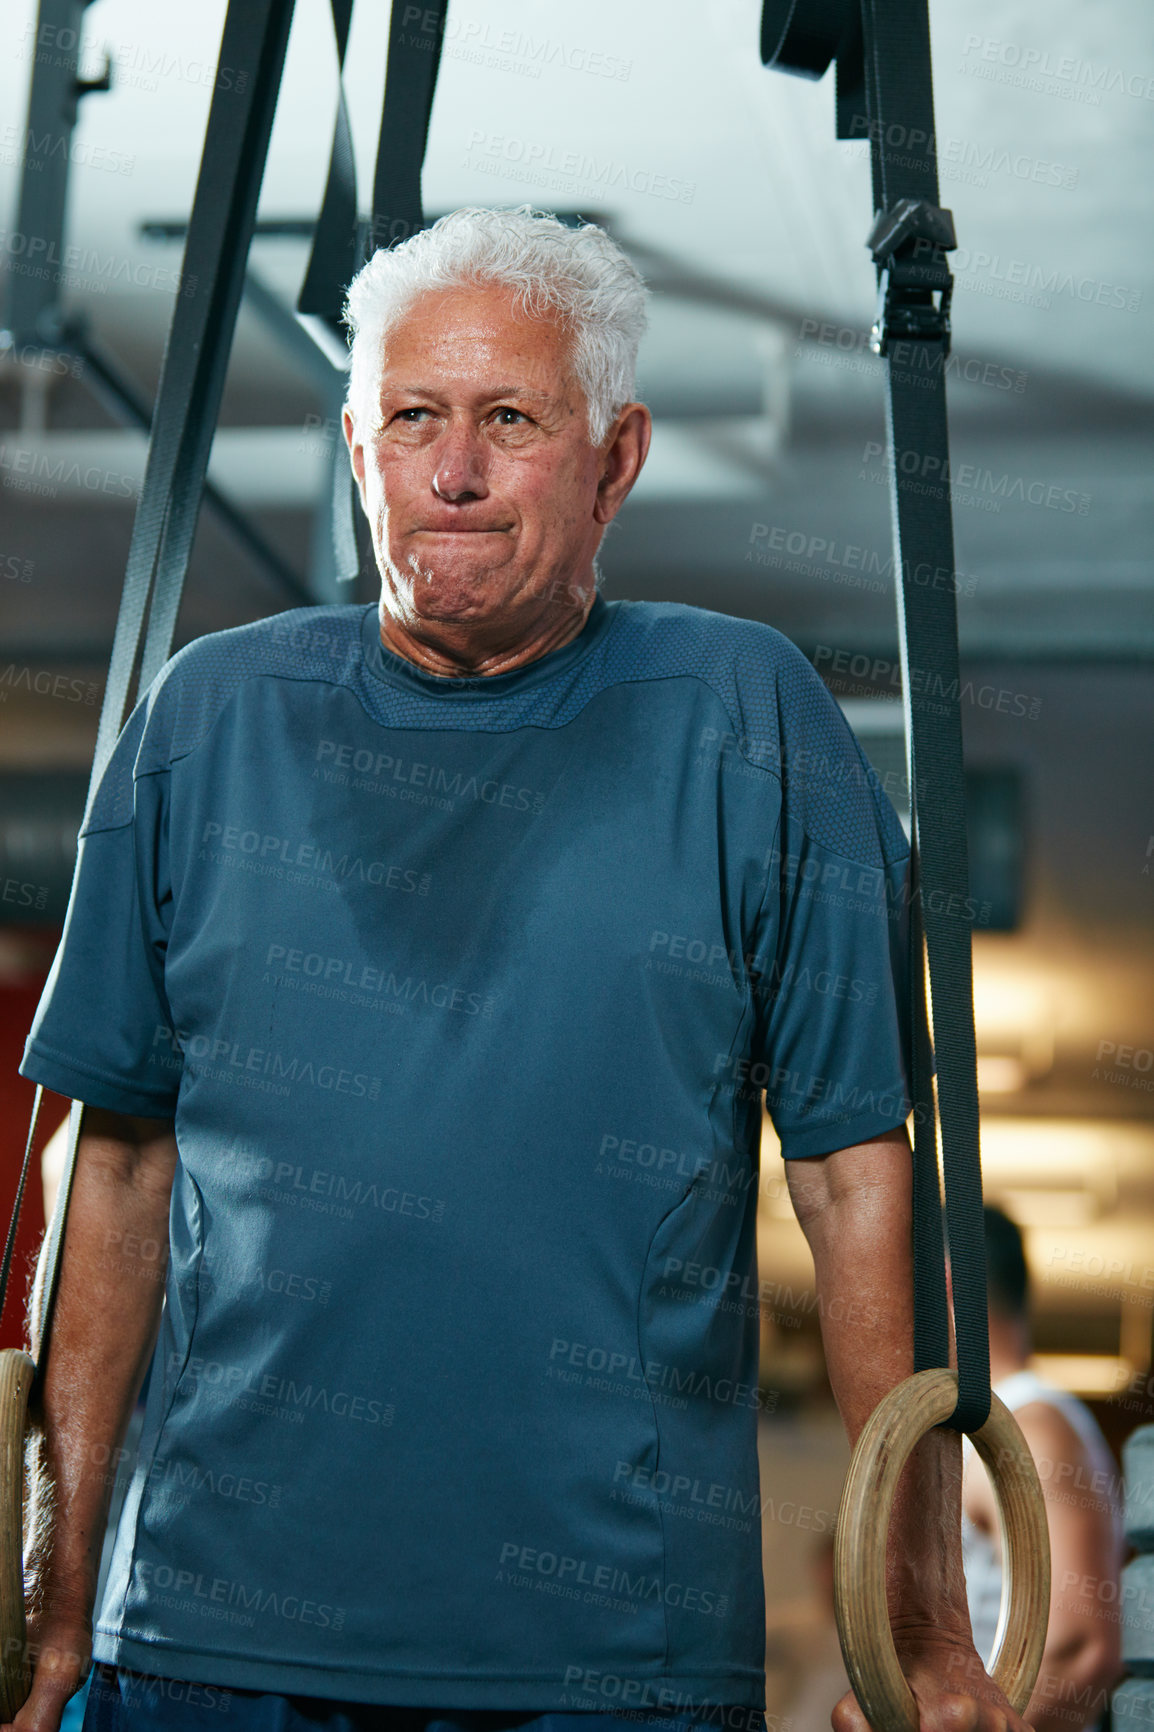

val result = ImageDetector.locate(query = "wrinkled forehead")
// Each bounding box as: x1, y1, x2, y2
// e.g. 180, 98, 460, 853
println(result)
370, 281, 580, 400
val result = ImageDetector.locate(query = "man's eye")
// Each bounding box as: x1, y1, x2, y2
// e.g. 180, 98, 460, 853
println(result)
494, 408, 526, 426
395, 408, 429, 423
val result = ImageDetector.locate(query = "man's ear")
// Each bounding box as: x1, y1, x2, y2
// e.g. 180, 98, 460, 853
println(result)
593, 403, 652, 526
342, 407, 368, 510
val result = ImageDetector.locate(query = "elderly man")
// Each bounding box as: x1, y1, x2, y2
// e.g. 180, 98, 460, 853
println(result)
19, 207, 1023, 1732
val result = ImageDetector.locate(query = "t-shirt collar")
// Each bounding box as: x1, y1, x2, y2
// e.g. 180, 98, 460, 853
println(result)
361, 594, 612, 699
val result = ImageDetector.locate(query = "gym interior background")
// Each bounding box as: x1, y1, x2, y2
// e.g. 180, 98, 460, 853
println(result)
1, 0, 1152, 1707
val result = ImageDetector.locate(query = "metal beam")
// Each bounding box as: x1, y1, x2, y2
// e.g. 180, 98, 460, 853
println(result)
5, 0, 109, 346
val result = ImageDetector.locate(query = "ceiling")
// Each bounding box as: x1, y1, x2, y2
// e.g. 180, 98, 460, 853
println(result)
2, 0, 1153, 1391
2, 0, 1153, 655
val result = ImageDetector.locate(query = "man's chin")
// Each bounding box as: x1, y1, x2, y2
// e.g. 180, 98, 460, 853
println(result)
388, 566, 514, 626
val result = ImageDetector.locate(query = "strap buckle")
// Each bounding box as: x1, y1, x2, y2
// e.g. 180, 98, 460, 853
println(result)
867, 197, 956, 355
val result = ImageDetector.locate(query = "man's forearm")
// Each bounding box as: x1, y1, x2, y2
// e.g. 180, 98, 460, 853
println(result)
26, 1106, 177, 1622
787, 1133, 971, 1642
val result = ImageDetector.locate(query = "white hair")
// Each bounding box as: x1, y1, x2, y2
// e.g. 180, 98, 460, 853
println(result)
342, 205, 649, 445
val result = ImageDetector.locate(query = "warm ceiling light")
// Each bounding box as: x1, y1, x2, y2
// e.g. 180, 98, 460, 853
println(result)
994, 1187, 1098, 1227
972, 970, 1050, 1033
977, 1054, 1028, 1094
1029, 1354, 1134, 1397
971, 968, 1055, 1079
979, 1118, 1129, 1178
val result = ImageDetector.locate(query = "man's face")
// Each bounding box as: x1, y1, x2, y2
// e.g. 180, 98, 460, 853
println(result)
343, 282, 647, 652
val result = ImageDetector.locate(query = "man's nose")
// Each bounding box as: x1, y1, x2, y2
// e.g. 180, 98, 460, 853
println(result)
431, 424, 489, 502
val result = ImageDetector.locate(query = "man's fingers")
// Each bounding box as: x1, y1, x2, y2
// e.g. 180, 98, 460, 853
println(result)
9, 1676, 82, 1732
7, 1679, 69, 1732
832, 1650, 1030, 1732
924, 1693, 984, 1732
834, 1689, 987, 1732
6, 1653, 89, 1732
832, 1685, 872, 1732
946, 1699, 1011, 1732
910, 1686, 1024, 1732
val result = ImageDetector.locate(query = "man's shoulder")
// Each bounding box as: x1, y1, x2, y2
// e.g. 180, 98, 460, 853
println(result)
161, 604, 368, 688
610, 597, 809, 671
606, 599, 847, 748
606, 599, 827, 715
142, 605, 369, 762
606, 605, 907, 870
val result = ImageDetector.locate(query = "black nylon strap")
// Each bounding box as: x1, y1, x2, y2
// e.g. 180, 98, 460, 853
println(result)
13, 0, 297, 1381
329, 0, 452, 579
906, 859, 950, 1376
297, 0, 360, 581
0, 1086, 43, 1330
370, 1, 448, 253
859, 0, 990, 1431
887, 372, 989, 1429
74, 327, 312, 606
135, 2, 298, 697
297, 0, 358, 319
91, 0, 297, 781
756, 0, 991, 1430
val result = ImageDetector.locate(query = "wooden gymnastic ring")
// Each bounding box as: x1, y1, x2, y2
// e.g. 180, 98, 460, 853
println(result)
0, 1349, 35, 1723
833, 1368, 1050, 1732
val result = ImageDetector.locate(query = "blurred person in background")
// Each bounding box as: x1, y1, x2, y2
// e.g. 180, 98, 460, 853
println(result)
963, 1206, 1124, 1732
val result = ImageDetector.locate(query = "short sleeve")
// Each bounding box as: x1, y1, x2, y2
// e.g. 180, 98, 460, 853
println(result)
20, 702, 181, 1118
751, 702, 913, 1160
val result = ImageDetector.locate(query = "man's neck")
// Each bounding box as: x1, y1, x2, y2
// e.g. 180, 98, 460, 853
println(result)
378, 592, 597, 678
988, 1316, 1031, 1386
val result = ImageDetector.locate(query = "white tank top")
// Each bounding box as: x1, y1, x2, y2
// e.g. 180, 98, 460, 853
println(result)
962, 1369, 1122, 1667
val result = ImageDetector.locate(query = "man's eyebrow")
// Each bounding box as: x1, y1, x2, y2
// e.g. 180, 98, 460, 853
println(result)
379, 383, 559, 405
481, 385, 556, 404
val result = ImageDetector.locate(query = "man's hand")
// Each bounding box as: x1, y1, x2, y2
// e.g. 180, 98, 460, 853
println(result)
11, 1104, 177, 1732
787, 1133, 1031, 1732
6, 1604, 92, 1732
833, 1626, 1028, 1732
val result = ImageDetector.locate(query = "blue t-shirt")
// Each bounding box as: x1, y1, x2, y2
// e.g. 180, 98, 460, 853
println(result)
22, 595, 911, 1711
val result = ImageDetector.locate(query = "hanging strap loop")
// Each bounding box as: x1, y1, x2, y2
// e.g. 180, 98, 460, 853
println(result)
761, 0, 992, 1436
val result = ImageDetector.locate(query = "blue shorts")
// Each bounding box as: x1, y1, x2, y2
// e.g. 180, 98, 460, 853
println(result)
81, 1667, 767, 1732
